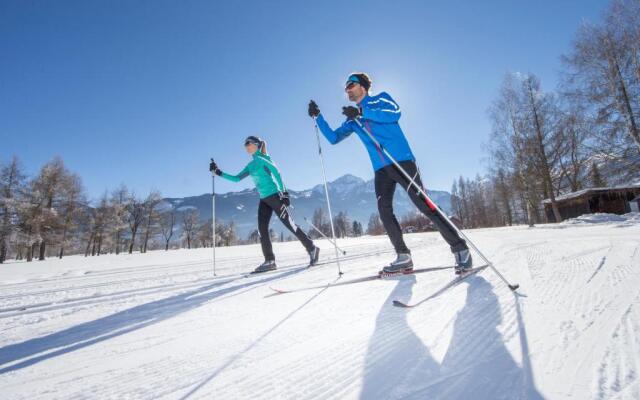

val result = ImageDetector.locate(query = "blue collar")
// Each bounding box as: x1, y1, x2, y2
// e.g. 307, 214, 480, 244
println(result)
357, 94, 371, 106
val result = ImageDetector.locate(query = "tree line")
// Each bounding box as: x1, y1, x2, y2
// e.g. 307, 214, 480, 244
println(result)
0, 154, 419, 263
308, 207, 438, 239
0, 153, 455, 264
452, 0, 640, 228
309, 208, 364, 239
0, 156, 239, 263
1, 154, 438, 264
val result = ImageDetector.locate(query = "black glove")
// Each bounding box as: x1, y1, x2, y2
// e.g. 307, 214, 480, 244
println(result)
342, 106, 361, 121
308, 100, 320, 118
209, 159, 222, 176
278, 191, 291, 207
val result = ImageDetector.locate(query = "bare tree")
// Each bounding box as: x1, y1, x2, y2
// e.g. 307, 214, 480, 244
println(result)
57, 173, 85, 258
489, 74, 539, 226
555, 110, 592, 192
196, 220, 213, 248
311, 207, 330, 238
30, 157, 67, 260
159, 205, 176, 251
562, 0, 640, 168
522, 75, 563, 222
17, 174, 47, 262
219, 221, 237, 246
457, 177, 472, 227
0, 157, 25, 263
84, 194, 111, 256
110, 185, 129, 255
141, 191, 162, 253
333, 211, 350, 238
181, 209, 199, 249
494, 169, 513, 226
488, 73, 564, 223
366, 213, 384, 235
127, 194, 145, 254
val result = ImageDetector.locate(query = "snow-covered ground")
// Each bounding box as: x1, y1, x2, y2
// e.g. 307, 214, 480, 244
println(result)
1, 214, 639, 399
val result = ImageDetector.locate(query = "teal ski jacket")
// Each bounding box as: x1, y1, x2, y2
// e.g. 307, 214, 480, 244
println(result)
220, 152, 286, 199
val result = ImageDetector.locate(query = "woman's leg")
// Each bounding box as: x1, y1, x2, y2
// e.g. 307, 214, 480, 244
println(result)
263, 194, 315, 252
258, 200, 275, 261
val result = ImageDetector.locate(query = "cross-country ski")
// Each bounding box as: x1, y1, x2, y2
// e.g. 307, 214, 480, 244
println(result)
241, 248, 392, 278
268, 265, 458, 295
392, 265, 489, 308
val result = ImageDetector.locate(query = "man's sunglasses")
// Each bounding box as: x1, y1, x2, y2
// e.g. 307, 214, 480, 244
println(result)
345, 81, 359, 91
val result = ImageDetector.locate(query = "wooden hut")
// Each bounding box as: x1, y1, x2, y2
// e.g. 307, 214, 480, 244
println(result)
543, 185, 640, 221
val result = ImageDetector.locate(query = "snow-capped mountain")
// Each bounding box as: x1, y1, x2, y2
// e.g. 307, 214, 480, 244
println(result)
164, 174, 452, 237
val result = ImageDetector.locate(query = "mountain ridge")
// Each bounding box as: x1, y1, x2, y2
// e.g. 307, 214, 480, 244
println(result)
164, 174, 452, 237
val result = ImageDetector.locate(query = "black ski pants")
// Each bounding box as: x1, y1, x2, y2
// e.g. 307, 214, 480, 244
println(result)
258, 194, 314, 261
375, 160, 468, 254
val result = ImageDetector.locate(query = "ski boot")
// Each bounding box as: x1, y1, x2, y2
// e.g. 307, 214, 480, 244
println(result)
252, 259, 277, 274
380, 253, 414, 277
454, 249, 473, 275
308, 246, 320, 267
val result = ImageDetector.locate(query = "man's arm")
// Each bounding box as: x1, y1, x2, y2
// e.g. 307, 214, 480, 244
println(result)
360, 92, 401, 124
316, 114, 354, 144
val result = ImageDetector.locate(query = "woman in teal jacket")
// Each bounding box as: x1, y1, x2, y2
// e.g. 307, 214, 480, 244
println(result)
210, 136, 319, 273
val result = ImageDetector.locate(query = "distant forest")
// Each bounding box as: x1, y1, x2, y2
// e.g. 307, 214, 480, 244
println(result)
451, 0, 640, 228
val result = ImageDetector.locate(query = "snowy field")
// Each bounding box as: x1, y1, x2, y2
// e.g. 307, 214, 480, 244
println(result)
1, 214, 639, 399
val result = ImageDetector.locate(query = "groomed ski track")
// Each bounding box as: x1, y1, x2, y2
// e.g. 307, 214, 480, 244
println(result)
1, 216, 639, 399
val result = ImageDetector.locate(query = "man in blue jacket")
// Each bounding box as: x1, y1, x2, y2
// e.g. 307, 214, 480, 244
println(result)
308, 72, 472, 275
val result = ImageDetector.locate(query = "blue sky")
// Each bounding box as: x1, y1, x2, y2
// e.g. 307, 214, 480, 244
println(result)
1, 0, 607, 199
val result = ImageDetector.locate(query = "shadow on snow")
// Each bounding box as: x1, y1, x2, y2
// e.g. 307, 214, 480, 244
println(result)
360, 275, 544, 399
177, 280, 335, 399
0, 268, 304, 374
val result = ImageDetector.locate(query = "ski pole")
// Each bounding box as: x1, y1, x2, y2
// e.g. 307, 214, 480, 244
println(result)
312, 118, 343, 276
211, 159, 217, 276
303, 217, 347, 255
352, 119, 519, 291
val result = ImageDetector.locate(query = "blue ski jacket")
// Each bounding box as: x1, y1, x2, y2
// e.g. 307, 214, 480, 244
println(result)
315, 92, 415, 171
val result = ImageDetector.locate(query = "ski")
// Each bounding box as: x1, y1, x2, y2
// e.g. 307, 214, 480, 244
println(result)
392, 265, 489, 308
243, 263, 310, 278
242, 249, 394, 278
267, 265, 456, 296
